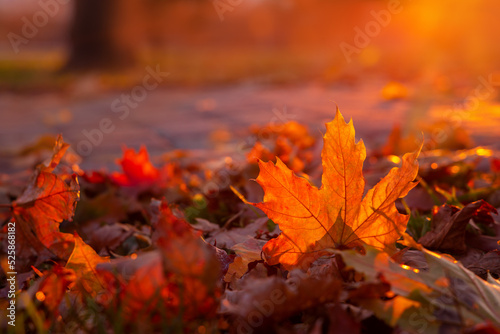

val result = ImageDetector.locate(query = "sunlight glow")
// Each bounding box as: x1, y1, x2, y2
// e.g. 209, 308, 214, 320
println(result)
36, 291, 46, 302
476, 148, 493, 157
388, 155, 401, 164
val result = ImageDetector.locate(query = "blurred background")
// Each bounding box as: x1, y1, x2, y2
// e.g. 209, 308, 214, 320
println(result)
0, 0, 499, 171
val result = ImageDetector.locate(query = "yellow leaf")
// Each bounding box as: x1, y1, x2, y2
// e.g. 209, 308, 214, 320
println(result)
66, 235, 108, 296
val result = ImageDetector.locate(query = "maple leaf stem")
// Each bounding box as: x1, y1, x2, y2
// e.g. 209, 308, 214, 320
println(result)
230, 185, 266, 218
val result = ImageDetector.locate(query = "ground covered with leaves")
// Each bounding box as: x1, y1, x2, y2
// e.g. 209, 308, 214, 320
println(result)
1, 110, 500, 334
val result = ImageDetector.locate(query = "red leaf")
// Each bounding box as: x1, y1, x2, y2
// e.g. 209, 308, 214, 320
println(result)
110, 146, 161, 187
104, 200, 222, 324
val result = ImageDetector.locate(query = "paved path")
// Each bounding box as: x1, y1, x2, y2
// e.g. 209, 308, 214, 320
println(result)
1, 81, 499, 172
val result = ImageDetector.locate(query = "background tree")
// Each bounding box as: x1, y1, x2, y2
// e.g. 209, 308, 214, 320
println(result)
64, 0, 146, 71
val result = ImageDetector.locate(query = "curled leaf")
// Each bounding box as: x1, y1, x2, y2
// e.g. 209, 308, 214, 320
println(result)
419, 200, 498, 254
12, 136, 80, 262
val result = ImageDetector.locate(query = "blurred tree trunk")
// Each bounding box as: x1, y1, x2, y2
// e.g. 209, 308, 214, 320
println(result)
64, 0, 140, 71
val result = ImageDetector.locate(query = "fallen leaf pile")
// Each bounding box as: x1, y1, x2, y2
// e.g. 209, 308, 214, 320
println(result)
1, 109, 499, 333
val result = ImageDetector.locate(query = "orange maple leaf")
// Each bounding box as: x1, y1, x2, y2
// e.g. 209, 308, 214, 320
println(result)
12, 135, 80, 262
252, 110, 420, 270
13, 136, 108, 288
